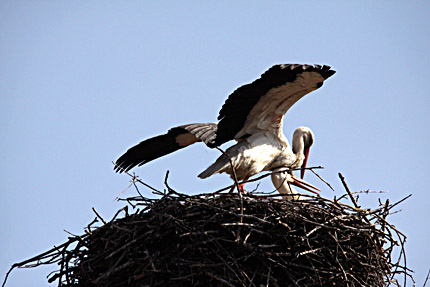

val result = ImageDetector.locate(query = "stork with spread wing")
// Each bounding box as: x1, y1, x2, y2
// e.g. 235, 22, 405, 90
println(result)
114, 64, 335, 199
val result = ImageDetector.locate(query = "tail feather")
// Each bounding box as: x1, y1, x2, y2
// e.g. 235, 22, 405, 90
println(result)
198, 141, 247, 179
198, 154, 230, 179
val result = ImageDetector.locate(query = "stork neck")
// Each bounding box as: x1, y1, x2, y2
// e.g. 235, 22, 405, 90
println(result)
271, 171, 300, 200
292, 137, 305, 157
291, 136, 307, 169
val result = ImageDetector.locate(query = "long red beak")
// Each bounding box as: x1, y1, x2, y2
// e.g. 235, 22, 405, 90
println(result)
291, 173, 320, 195
301, 147, 310, 179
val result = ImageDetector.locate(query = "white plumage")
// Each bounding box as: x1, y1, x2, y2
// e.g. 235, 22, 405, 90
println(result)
236, 69, 326, 139
114, 64, 335, 198
198, 127, 313, 182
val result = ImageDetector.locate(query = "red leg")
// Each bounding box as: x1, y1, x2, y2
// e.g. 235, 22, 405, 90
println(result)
229, 177, 249, 193
229, 182, 246, 193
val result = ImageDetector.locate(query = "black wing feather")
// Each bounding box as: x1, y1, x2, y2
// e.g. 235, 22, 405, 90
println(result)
209, 64, 335, 147
114, 123, 217, 173
114, 127, 189, 173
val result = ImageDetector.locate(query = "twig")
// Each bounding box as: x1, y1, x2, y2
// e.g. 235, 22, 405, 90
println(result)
112, 161, 161, 194
215, 147, 241, 193
212, 166, 324, 195
92, 207, 107, 225
215, 147, 244, 223
310, 168, 334, 191
353, 190, 388, 194
423, 268, 430, 287
338, 173, 360, 209
387, 194, 412, 212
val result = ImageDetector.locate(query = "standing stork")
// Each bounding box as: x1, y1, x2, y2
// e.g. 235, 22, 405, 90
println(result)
114, 64, 335, 198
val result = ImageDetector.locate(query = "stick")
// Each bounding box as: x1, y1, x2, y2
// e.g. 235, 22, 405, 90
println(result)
311, 168, 334, 191
112, 161, 161, 194
338, 173, 359, 209
92, 207, 107, 225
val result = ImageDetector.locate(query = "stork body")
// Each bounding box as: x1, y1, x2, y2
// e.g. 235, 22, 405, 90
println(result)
114, 64, 335, 197
198, 127, 312, 182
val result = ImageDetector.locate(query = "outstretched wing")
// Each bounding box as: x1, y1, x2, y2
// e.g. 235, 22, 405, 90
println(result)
209, 64, 335, 147
114, 64, 335, 173
114, 123, 217, 173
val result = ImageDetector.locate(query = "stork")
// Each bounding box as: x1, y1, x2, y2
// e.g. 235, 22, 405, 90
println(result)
114, 64, 335, 198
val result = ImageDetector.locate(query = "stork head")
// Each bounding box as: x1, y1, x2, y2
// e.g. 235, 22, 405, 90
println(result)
292, 126, 314, 179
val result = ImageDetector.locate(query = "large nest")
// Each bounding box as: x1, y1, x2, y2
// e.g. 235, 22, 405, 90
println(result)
3, 173, 412, 287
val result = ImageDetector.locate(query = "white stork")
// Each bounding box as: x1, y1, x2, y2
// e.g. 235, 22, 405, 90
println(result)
114, 64, 335, 198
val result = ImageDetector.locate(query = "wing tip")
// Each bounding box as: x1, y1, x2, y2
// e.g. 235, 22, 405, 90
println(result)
113, 159, 134, 174
277, 63, 335, 79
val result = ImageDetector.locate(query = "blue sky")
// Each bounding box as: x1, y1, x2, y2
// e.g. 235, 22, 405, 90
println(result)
1, 1, 428, 286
